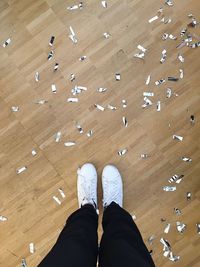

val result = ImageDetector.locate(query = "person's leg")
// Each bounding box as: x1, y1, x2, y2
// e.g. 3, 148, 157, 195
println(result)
38, 163, 99, 267
99, 165, 155, 267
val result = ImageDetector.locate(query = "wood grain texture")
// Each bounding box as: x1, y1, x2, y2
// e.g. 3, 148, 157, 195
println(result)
0, 0, 200, 266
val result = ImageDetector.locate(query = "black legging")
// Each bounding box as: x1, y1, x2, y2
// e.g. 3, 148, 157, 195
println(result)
38, 202, 155, 267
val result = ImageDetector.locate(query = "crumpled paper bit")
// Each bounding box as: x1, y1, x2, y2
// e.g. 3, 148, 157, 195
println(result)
168, 174, 184, 184
97, 87, 107, 93
53, 196, 61, 205
122, 99, 127, 108
0, 215, 8, 222
31, 149, 37, 156
72, 85, 87, 95
162, 33, 177, 40
49, 36, 55, 46
142, 97, 152, 108
16, 166, 27, 174
51, 84, 57, 93
174, 207, 181, 215
173, 134, 183, 141
160, 49, 167, 63
163, 186, 176, 192
87, 130, 93, 137
186, 192, 192, 200
190, 115, 195, 125
29, 243, 35, 254
47, 50, 54, 60
160, 238, 180, 262
134, 45, 147, 59
69, 26, 78, 44
176, 221, 187, 233
35, 72, 39, 82
58, 188, 66, 198
79, 55, 87, 61
103, 32, 111, 39
118, 149, 127, 156
67, 2, 83, 10
181, 156, 192, 162
122, 116, 128, 127
165, 0, 173, 6
94, 104, 105, 111
35, 99, 48, 104
164, 223, 171, 234
2, 38, 11, 47
70, 73, 75, 81
76, 122, 83, 133
54, 63, 59, 71
145, 75, 151, 85
55, 131, 61, 142
11, 106, 19, 112
157, 101, 161, 111
107, 104, 117, 110
64, 142, 76, 147
155, 79, 165, 85
101, 1, 107, 8
67, 98, 79, 103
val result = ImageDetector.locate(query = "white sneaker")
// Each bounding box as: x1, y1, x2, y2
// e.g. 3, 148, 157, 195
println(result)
102, 165, 123, 208
77, 163, 98, 209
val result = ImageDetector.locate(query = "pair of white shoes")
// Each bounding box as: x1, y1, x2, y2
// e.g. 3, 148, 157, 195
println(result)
77, 163, 123, 209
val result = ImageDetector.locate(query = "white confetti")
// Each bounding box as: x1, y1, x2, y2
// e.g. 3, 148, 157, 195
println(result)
49, 36, 55, 46
55, 131, 61, 142
53, 196, 62, 205
176, 221, 186, 233
47, 50, 54, 60
179, 69, 184, 79
31, 150, 37, 156
69, 26, 78, 44
2, 38, 11, 47
35, 99, 48, 104
141, 154, 149, 159
173, 135, 183, 141
122, 99, 127, 108
97, 87, 107, 93
196, 223, 200, 234
164, 223, 171, 234
71, 85, 87, 95
178, 54, 184, 63
115, 73, 121, 81
0, 215, 8, 222
76, 122, 83, 134
155, 79, 165, 85
67, 98, 79, 103
168, 174, 184, 184
29, 243, 35, 254
165, 0, 173, 6
16, 166, 27, 174
142, 97, 152, 108
181, 157, 192, 162
87, 130, 93, 137
101, 1, 107, 8
58, 188, 66, 198
67, 2, 83, 10
122, 116, 128, 127
118, 149, 127, 156
174, 208, 181, 215
35, 72, 40, 82
11, 106, 19, 112
157, 101, 161, 111
22, 258, 27, 267
145, 75, 151, 85
54, 63, 59, 71
163, 186, 177, 192
149, 15, 159, 23
143, 92, 154, 97
160, 49, 167, 63
51, 84, 57, 93
137, 44, 147, 53
70, 73, 75, 82
107, 104, 117, 110
94, 104, 105, 111
64, 142, 76, 147
103, 32, 111, 39
166, 88, 172, 98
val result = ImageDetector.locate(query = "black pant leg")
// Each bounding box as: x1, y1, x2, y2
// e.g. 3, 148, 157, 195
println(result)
99, 202, 155, 267
38, 204, 98, 267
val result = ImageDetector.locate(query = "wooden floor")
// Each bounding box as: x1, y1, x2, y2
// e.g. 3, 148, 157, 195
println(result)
0, 0, 200, 266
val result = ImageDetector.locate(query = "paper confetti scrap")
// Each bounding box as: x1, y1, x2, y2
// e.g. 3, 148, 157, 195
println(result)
49, 36, 55, 46
168, 174, 184, 184
186, 192, 192, 200
122, 100, 127, 108
196, 223, 200, 234
173, 135, 183, 141
35, 72, 40, 82
67, 2, 83, 10
157, 101, 161, 111
174, 208, 181, 215
122, 116, 128, 127
53, 196, 61, 205
103, 32, 111, 39
181, 157, 192, 162
72, 85, 87, 95
141, 154, 149, 159
2, 38, 11, 47
145, 75, 151, 85
47, 50, 54, 60
16, 166, 27, 175
69, 26, 78, 44
163, 186, 176, 192
55, 132, 61, 142
160, 49, 167, 63
94, 104, 105, 111
31, 150, 37, 156
107, 104, 117, 110
87, 130, 93, 137
176, 221, 186, 233
76, 122, 83, 134
58, 188, 66, 198
51, 84, 57, 93
164, 223, 171, 234
70, 73, 75, 82
64, 142, 76, 147
29, 243, 35, 254
97, 87, 107, 93
11, 106, 19, 112
35, 99, 48, 104
101, 1, 107, 8
67, 98, 79, 103
115, 73, 121, 81
148, 235, 155, 245
0, 215, 8, 222
118, 149, 128, 156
